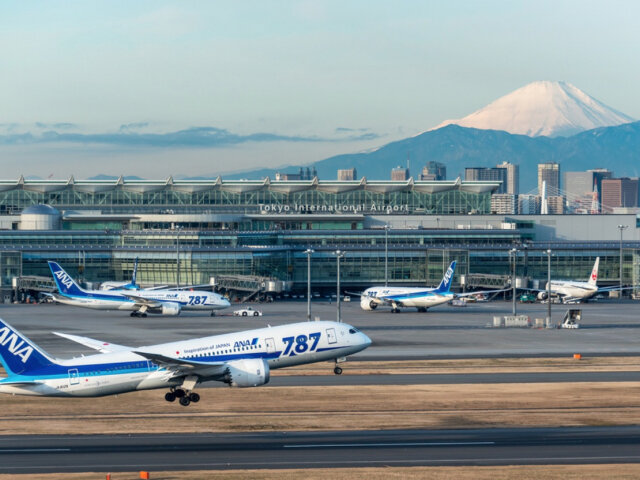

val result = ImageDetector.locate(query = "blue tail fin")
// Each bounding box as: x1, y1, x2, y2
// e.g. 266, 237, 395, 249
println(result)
48, 261, 86, 296
436, 261, 456, 292
0, 319, 56, 375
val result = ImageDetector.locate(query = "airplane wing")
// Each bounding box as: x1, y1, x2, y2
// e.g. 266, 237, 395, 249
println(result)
132, 351, 227, 377
53, 332, 132, 353
454, 288, 510, 298
597, 286, 638, 292
119, 293, 166, 307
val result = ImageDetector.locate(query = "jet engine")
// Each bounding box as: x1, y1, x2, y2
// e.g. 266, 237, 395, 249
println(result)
360, 297, 378, 311
224, 358, 270, 388
537, 292, 548, 301
148, 302, 181, 316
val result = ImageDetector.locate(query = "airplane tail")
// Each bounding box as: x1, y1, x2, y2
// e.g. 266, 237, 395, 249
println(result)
588, 257, 600, 286
47, 261, 87, 297
121, 257, 139, 290
0, 319, 56, 375
435, 261, 456, 293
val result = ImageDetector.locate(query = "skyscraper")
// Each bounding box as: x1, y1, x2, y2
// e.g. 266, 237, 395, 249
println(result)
538, 162, 560, 195
496, 162, 519, 195
465, 167, 508, 194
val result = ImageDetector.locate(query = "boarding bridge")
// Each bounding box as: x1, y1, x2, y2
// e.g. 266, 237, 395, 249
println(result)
210, 275, 290, 302
14, 275, 56, 293
462, 273, 511, 289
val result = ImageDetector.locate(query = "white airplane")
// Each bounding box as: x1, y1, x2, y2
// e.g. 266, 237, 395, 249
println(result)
48, 261, 230, 317
533, 257, 628, 303
0, 318, 371, 406
359, 261, 505, 313
99, 257, 141, 291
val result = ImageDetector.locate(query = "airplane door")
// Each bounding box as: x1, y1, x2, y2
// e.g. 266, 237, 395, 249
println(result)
326, 328, 337, 344
68, 368, 80, 385
265, 337, 276, 353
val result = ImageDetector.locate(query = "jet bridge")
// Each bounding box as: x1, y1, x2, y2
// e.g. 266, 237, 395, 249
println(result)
210, 275, 290, 302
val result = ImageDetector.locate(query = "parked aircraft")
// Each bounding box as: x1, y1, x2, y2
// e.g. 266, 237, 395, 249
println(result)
0, 318, 371, 406
359, 261, 505, 313
48, 261, 230, 317
99, 257, 140, 291
532, 257, 630, 303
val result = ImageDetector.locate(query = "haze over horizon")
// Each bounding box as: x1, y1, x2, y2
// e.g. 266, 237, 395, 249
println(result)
1, 1, 639, 179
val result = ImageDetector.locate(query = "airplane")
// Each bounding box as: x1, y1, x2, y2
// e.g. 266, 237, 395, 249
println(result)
530, 257, 632, 304
47, 261, 230, 317
99, 257, 140, 291
359, 261, 506, 313
0, 318, 371, 406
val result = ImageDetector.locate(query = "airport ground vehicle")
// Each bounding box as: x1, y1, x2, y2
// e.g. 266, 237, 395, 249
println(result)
234, 307, 262, 316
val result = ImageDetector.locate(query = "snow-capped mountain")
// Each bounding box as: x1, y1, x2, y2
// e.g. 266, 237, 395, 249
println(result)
433, 81, 635, 137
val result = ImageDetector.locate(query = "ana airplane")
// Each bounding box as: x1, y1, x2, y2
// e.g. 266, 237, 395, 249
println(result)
533, 257, 628, 303
359, 261, 505, 313
0, 318, 371, 406
99, 257, 140, 291
48, 261, 230, 317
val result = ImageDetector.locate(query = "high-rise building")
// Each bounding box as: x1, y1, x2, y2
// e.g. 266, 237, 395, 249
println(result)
421, 161, 446, 180
465, 167, 508, 194
518, 194, 541, 214
391, 166, 409, 181
337, 168, 357, 181
538, 162, 560, 196
564, 169, 613, 213
496, 162, 519, 195
547, 196, 565, 214
491, 194, 516, 214
601, 178, 639, 212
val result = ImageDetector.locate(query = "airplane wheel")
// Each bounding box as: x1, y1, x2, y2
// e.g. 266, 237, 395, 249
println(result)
165, 392, 176, 402
179, 396, 191, 407
141, 313, 147, 318
189, 392, 200, 403
130, 312, 137, 317
334, 366, 343, 375
174, 389, 186, 398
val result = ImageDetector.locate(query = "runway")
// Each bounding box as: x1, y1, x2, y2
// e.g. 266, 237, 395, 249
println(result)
1, 426, 640, 473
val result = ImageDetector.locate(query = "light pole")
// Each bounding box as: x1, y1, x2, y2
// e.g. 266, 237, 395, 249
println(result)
546, 249, 552, 324
304, 248, 314, 321
510, 248, 517, 315
176, 228, 181, 288
618, 224, 628, 297
384, 224, 390, 286
335, 249, 345, 323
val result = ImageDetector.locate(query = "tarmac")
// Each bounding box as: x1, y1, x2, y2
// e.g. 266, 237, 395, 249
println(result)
1, 298, 639, 359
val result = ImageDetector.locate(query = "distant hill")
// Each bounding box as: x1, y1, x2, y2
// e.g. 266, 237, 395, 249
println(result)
225, 121, 640, 192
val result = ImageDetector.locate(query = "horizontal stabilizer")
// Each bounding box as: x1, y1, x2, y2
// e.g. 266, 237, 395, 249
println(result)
53, 332, 132, 353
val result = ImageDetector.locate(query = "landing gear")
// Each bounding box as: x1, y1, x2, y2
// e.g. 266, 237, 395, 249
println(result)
333, 366, 343, 375
165, 386, 200, 406
391, 307, 400, 313
417, 307, 428, 313
210, 311, 216, 317
130, 311, 148, 318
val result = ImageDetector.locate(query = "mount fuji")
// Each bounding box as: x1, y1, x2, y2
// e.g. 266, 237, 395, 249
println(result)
433, 81, 635, 138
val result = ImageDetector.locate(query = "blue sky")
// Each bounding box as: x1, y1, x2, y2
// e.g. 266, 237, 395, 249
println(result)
1, 1, 638, 178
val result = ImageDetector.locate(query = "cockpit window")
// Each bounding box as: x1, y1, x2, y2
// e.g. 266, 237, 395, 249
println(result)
349, 328, 359, 334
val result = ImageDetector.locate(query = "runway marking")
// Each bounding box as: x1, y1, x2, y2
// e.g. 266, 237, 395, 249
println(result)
283, 441, 496, 448
0, 448, 71, 453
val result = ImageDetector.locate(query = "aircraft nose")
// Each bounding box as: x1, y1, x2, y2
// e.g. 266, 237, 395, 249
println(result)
361, 332, 372, 347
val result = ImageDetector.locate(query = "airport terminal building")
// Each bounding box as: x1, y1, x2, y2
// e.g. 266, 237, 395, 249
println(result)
0, 176, 638, 300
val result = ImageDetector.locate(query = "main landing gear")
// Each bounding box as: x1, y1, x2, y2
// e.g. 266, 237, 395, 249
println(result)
165, 388, 200, 406
130, 311, 147, 318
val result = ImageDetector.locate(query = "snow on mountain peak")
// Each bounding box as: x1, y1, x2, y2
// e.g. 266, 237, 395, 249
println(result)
433, 81, 635, 137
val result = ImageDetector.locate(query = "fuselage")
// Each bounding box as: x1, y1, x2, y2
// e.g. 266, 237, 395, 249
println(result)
54, 288, 230, 312
0, 321, 371, 397
545, 281, 597, 301
361, 286, 453, 309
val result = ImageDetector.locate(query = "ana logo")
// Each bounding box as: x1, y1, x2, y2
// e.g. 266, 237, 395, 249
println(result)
443, 267, 453, 284
234, 337, 259, 349
54, 270, 74, 289
0, 327, 34, 363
